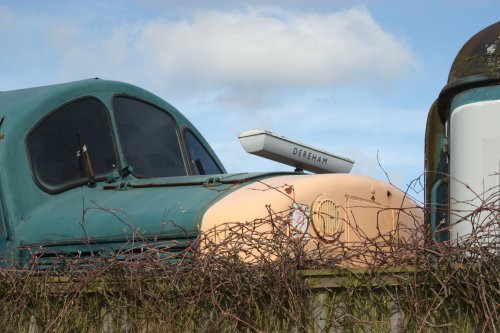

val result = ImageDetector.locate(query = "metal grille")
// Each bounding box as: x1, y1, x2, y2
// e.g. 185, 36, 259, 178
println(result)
314, 199, 341, 236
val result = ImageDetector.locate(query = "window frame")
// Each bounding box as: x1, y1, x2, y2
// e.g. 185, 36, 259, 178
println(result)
26, 96, 120, 194
111, 95, 189, 179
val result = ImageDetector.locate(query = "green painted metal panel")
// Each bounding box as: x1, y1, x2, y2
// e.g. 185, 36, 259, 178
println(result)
451, 84, 500, 110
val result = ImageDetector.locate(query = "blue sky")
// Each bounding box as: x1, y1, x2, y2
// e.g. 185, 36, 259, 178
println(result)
1, 0, 499, 200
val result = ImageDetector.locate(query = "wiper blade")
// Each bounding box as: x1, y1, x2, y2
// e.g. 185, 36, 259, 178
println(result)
76, 131, 96, 186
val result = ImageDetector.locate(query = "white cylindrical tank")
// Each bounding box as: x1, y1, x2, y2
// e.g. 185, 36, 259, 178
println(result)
450, 95, 500, 244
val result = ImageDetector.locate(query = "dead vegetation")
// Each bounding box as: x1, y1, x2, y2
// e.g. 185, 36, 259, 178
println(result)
0, 179, 498, 332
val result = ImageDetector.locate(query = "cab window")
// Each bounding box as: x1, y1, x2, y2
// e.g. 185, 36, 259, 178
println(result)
28, 98, 118, 192
185, 130, 222, 175
113, 97, 186, 178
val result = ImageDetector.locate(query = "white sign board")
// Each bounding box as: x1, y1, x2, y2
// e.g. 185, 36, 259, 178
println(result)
238, 129, 354, 174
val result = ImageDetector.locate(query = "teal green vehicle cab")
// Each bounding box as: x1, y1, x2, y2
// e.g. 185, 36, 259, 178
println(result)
0, 79, 283, 263
0, 79, 421, 266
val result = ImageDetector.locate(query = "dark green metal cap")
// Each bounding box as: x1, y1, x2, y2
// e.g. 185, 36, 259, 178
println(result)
448, 21, 500, 82
438, 21, 500, 122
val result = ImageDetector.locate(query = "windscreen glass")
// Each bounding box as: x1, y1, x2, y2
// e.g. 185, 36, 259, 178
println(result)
185, 130, 222, 175
113, 97, 186, 178
28, 98, 117, 191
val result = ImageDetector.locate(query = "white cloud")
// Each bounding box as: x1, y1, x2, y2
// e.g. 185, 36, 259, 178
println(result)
0, 5, 416, 92
135, 7, 416, 89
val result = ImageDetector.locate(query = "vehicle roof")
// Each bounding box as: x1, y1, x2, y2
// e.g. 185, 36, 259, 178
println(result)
0, 78, 188, 124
